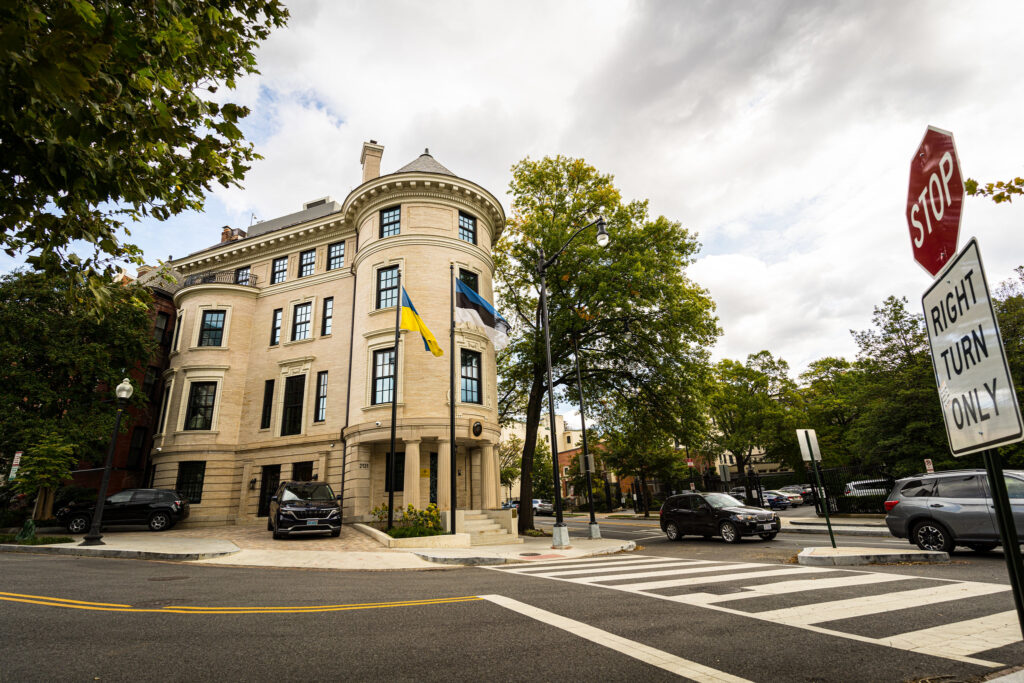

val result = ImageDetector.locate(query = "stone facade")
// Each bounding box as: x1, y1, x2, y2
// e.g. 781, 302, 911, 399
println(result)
151, 142, 505, 525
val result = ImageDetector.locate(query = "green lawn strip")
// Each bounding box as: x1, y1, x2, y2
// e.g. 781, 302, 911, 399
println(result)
0, 534, 74, 545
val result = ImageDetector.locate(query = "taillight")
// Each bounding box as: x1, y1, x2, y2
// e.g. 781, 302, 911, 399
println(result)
884, 500, 899, 512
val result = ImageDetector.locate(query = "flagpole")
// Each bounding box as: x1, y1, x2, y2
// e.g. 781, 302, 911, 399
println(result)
449, 264, 457, 534
387, 269, 401, 531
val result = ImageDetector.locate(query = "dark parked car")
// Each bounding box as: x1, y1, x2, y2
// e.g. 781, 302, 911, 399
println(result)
762, 491, 791, 510
56, 488, 189, 533
660, 492, 780, 543
268, 481, 342, 539
885, 469, 1024, 552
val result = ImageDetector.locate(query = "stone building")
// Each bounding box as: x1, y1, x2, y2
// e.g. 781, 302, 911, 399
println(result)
151, 142, 507, 528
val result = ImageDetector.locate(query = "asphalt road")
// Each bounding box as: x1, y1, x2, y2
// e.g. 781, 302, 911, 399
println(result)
2, 533, 1022, 682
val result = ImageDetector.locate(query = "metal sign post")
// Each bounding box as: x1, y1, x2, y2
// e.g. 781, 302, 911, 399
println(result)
797, 429, 836, 549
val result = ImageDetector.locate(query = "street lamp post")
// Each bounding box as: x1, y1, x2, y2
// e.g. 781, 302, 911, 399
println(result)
571, 334, 600, 539
81, 378, 134, 546
537, 216, 608, 549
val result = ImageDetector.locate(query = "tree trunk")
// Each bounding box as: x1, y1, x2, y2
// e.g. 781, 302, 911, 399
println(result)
517, 373, 545, 533
639, 472, 651, 518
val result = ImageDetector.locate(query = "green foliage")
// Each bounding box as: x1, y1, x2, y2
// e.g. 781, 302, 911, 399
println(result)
14, 518, 35, 542
0, 533, 73, 545
495, 155, 719, 529
0, 271, 155, 490
0, 0, 288, 302
498, 435, 522, 497
374, 503, 445, 538
966, 177, 1024, 204
834, 494, 888, 514
530, 440, 554, 502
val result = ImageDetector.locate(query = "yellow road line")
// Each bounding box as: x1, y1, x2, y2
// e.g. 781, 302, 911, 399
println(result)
0, 592, 481, 615
0, 591, 130, 607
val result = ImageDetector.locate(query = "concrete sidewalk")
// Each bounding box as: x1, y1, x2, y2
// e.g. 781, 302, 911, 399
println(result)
797, 545, 948, 566
0, 526, 636, 571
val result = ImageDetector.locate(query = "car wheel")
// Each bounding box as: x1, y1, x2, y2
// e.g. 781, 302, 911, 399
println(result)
272, 529, 284, 540
912, 520, 954, 552
719, 521, 741, 544
665, 521, 682, 541
66, 514, 91, 534
966, 542, 998, 553
148, 512, 172, 532
759, 532, 778, 541
330, 529, 341, 538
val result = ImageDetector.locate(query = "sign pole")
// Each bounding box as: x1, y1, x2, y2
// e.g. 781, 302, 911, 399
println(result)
982, 448, 1024, 633
803, 431, 836, 549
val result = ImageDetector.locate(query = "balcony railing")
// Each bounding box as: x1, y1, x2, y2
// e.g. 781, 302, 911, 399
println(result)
181, 271, 260, 288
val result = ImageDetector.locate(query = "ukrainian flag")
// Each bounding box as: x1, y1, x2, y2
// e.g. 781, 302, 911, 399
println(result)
401, 288, 443, 357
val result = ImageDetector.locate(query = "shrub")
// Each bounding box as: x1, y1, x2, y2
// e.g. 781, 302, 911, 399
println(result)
834, 494, 888, 514
0, 533, 73, 545
375, 503, 445, 538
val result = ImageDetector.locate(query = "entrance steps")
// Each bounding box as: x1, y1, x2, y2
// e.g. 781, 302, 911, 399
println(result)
462, 510, 522, 546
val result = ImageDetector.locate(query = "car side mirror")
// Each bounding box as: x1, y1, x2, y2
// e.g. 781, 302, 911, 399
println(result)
270, 495, 278, 503
335, 495, 343, 502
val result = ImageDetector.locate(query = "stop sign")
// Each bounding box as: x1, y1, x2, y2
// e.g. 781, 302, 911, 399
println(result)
906, 126, 965, 276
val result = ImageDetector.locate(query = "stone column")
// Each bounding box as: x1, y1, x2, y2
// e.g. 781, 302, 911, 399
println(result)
349, 443, 372, 519
437, 439, 451, 510
480, 443, 497, 510
403, 440, 421, 510
471, 447, 483, 509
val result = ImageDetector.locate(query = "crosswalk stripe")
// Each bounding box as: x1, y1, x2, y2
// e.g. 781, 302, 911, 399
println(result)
565, 562, 772, 585
669, 571, 911, 606
752, 582, 1010, 626
616, 567, 830, 591
497, 556, 688, 572
881, 610, 1022, 658
525, 559, 721, 578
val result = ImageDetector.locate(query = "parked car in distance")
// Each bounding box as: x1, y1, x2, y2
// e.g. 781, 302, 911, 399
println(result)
885, 469, 1024, 552
844, 479, 893, 497
56, 488, 189, 533
780, 484, 815, 502
761, 491, 791, 510
536, 500, 554, 515
660, 492, 780, 543
268, 481, 342, 539
501, 500, 517, 510
775, 489, 804, 506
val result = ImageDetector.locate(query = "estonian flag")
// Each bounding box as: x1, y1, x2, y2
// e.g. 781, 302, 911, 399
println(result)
455, 280, 510, 350
401, 288, 444, 357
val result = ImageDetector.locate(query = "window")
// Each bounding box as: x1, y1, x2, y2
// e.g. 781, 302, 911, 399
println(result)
385, 452, 405, 492
563, 466, 569, 476
175, 461, 206, 504
291, 302, 312, 341
172, 313, 183, 351
271, 256, 288, 284
108, 490, 134, 504
292, 461, 314, 482
321, 297, 334, 336
298, 249, 315, 277
1006, 476, 1024, 499
459, 269, 478, 294
281, 374, 306, 436
234, 266, 251, 286
461, 349, 481, 404
184, 381, 217, 430
260, 379, 274, 429
459, 212, 477, 244
935, 476, 981, 498
270, 308, 282, 346
327, 241, 345, 270
372, 348, 395, 405
380, 206, 400, 238
153, 312, 170, 343
566, 434, 572, 444
198, 310, 225, 347
142, 366, 160, 399
157, 384, 172, 434
315, 371, 328, 422
376, 265, 399, 309
900, 479, 934, 497
129, 427, 147, 467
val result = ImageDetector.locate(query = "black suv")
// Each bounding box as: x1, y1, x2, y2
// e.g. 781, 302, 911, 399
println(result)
268, 481, 342, 539
56, 488, 190, 533
660, 492, 781, 543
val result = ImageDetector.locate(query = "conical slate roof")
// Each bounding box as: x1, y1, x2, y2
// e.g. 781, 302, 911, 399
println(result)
393, 149, 456, 176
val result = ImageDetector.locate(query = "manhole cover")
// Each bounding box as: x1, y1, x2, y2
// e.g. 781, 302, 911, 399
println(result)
519, 552, 541, 557
147, 576, 189, 582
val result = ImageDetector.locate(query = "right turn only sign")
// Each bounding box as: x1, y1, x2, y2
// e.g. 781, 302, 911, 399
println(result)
922, 238, 1023, 455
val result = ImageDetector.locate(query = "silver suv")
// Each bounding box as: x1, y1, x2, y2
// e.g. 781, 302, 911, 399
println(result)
885, 469, 1024, 552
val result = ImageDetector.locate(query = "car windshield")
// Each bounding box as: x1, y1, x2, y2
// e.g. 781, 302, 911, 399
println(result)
704, 493, 743, 508
281, 483, 335, 502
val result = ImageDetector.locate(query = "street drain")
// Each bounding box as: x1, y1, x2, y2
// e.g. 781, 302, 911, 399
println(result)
147, 576, 189, 582
519, 552, 541, 556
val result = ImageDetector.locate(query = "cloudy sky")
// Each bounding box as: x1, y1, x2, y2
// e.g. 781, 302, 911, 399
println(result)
14, 1, 1024, 389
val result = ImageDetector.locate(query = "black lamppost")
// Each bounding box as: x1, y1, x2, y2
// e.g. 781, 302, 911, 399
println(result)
571, 334, 600, 539
81, 378, 134, 546
537, 216, 609, 549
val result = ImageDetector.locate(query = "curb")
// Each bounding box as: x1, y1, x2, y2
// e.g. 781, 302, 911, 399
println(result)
797, 547, 948, 566
412, 539, 636, 566
782, 525, 893, 537
0, 543, 240, 562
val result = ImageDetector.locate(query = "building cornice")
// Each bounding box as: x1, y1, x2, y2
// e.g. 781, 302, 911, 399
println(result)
352, 234, 494, 273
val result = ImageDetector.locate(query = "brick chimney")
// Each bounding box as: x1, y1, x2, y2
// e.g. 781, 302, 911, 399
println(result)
361, 140, 384, 183
220, 226, 247, 243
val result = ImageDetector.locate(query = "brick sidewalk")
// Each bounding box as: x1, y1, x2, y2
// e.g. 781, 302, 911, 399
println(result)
168, 522, 385, 552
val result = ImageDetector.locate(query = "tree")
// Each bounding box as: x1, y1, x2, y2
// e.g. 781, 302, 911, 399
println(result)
993, 267, 1024, 463
0, 271, 154, 495
798, 357, 860, 464
706, 351, 799, 497
495, 156, 719, 531
966, 177, 1024, 204
497, 435, 522, 501
0, 0, 288, 300
530, 439, 554, 502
